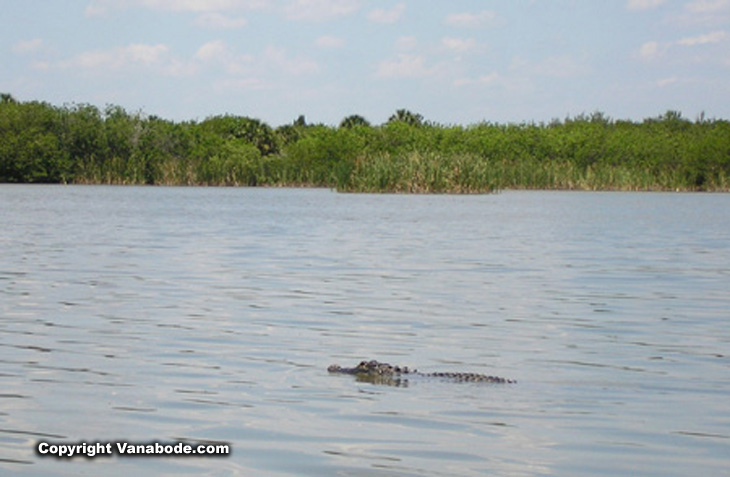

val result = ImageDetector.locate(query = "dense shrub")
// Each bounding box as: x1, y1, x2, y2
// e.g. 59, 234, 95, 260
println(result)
2, 95, 729, 191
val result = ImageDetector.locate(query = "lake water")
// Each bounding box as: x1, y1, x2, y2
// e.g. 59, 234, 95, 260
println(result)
1, 185, 728, 476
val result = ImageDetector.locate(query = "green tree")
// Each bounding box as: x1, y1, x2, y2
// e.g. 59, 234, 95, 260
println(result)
0, 99, 71, 182
200, 115, 279, 155
339, 114, 371, 129
387, 109, 424, 127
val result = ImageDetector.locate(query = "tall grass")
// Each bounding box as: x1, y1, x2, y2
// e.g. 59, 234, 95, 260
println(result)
341, 152, 498, 193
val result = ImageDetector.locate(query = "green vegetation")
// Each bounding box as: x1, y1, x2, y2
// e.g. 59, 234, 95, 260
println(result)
2, 93, 729, 192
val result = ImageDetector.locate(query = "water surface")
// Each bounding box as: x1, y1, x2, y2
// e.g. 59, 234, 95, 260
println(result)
1, 186, 729, 475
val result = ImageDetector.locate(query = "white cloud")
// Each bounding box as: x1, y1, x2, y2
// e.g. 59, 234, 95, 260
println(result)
378, 35, 485, 83
676, 30, 727, 45
531, 56, 588, 78
685, 0, 730, 13
126, 43, 170, 64
637, 30, 727, 62
669, 0, 730, 28
441, 37, 477, 53
657, 77, 678, 87
194, 40, 255, 75
85, 0, 116, 16
194, 13, 248, 28
626, 0, 666, 11
85, 0, 267, 16
214, 77, 271, 92
12, 39, 44, 55
454, 73, 499, 87
638, 40, 663, 59
367, 3, 405, 24
143, 0, 241, 11
395, 36, 418, 51
66, 43, 170, 70
262, 46, 319, 75
195, 41, 318, 77
195, 40, 231, 62
49, 42, 201, 77
375, 54, 433, 79
283, 0, 360, 21
445, 10, 498, 28
31, 61, 52, 71
506, 55, 588, 79
164, 58, 198, 77
315, 35, 345, 48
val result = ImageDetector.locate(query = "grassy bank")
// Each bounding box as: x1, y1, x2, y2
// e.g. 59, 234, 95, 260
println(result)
2, 95, 729, 192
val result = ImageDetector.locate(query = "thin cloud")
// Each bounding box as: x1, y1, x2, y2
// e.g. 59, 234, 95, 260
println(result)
12, 39, 44, 55
315, 35, 345, 48
85, 0, 267, 16
262, 46, 319, 75
441, 37, 477, 53
638, 40, 663, 59
367, 3, 405, 24
195, 40, 231, 62
669, 0, 730, 29
685, 0, 730, 13
195, 40, 256, 76
638, 30, 727, 60
395, 36, 418, 51
126, 43, 170, 64
194, 41, 318, 76
63, 43, 170, 70
677, 30, 727, 45
214, 77, 271, 92
445, 10, 498, 28
48, 42, 200, 77
532, 56, 588, 78
510, 55, 588, 78
283, 0, 361, 21
626, 0, 666, 11
454, 73, 499, 87
194, 13, 248, 29
375, 54, 433, 79
657, 77, 678, 87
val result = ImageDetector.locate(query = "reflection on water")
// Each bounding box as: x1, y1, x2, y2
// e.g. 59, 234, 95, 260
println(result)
1, 185, 729, 475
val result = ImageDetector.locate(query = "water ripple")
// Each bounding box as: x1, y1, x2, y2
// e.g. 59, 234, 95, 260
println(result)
1, 186, 729, 475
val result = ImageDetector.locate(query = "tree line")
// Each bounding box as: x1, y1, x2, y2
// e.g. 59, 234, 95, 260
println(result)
1, 93, 729, 192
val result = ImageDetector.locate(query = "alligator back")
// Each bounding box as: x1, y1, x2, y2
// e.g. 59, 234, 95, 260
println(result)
328, 359, 515, 385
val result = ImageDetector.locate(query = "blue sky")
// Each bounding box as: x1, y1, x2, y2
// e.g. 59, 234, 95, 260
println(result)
2, 0, 729, 126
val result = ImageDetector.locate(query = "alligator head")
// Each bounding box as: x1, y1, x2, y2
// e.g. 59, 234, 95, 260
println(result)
327, 360, 413, 376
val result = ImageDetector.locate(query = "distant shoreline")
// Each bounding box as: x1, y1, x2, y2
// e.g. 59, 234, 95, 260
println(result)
2, 96, 729, 192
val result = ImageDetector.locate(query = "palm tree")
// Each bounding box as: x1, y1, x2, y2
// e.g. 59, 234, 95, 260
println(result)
387, 109, 424, 127
339, 114, 371, 129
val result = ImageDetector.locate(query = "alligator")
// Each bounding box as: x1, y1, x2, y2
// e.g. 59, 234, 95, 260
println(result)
327, 359, 515, 386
